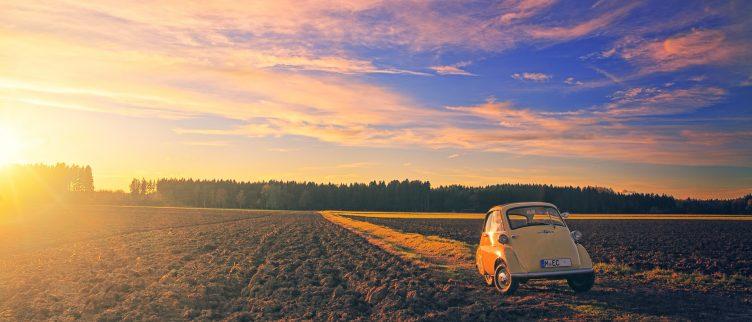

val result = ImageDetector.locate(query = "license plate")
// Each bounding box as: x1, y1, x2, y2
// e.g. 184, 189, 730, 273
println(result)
540, 258, 572, 268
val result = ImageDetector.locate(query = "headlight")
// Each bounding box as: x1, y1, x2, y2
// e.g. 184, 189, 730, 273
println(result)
499, 234, 510, 244
571, 230, 583, 242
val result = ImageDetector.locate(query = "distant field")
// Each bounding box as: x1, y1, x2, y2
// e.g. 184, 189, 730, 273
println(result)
0, 205, 295, 255
333, 211, 752, 220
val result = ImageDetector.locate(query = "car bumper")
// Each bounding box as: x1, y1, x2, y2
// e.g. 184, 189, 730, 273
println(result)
512, 268, 594, 280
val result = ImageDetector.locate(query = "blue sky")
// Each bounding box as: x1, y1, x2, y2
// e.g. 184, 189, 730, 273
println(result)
0, 0, 750, 198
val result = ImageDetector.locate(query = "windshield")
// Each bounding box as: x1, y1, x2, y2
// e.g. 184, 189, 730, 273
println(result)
506, 206, 566, 230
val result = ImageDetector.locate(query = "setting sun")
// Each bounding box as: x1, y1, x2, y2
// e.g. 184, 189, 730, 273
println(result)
0, 126, 22, 166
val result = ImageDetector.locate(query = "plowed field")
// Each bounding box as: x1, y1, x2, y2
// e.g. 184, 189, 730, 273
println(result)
344, 216, 752, 276
1, 206, 751, 320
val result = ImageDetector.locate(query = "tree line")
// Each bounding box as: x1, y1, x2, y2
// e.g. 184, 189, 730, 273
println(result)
0, 163, 94, 209
3, 162, 749, 214
134, 178, 752, 214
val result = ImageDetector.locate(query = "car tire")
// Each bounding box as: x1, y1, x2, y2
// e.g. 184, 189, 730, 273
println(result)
494, 260, 518, 295
567, 272, 595, 293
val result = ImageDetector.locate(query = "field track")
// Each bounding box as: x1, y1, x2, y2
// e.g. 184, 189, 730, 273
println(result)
332, 211, 752, 221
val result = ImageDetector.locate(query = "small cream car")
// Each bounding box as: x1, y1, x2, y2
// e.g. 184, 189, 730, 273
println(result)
475, 202, 594, 295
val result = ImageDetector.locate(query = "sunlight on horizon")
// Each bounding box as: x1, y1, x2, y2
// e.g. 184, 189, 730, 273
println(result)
0, 125, 23, 167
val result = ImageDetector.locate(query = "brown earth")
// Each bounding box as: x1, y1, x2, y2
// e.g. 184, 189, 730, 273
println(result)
1, 206, 751, 320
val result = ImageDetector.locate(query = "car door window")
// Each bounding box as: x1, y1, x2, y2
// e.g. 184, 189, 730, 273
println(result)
487, 211, 501, 233
506, 206, 566, 229
507, 214, 528, 230
484, 211, 494, 232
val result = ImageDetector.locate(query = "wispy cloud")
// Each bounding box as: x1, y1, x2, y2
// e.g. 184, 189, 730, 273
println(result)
498, 0, 558, 24
431, 62, 475, 76
336, 162, 378, 169
564, 77, 583, 85
448, 153, 461, 159
617, 29, 748, 74
590, 66, 624, 85
267, 148, 299, 153
182, 141, 230, 147
741, 76, 752, 87
526, 3, 637, 40
512, 72, 552, 82
605, 86, 727, 116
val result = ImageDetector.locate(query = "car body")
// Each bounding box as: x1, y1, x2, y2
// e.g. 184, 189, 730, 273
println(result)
475, 202, 594, 294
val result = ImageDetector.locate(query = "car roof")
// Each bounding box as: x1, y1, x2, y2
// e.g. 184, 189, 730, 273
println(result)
487, 202, 558, 213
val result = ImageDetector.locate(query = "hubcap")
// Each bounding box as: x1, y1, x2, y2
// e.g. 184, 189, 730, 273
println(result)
498, 271, 508, 283
496, 265, 511, 290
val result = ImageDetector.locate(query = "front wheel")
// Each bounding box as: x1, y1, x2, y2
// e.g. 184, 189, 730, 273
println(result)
494, 261, 519, 295
567, 273, 595, 293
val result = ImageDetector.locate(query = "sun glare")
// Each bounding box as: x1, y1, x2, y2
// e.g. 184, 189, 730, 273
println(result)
0, 127, 23, 167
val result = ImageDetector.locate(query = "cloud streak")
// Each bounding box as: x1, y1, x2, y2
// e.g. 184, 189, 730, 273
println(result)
431, 62, 476, 76
617, 29, 750, 74
511, 72, 552, 82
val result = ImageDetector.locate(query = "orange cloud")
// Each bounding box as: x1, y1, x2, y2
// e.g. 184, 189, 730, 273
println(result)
430, 63, 475, 76
619, 29, 748, 73
498, 0, 558, 24
527, 3, 635, 40
2, 0, 618, 56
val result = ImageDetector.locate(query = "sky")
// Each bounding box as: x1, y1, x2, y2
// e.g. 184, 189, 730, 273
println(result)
0, 0, 751, 199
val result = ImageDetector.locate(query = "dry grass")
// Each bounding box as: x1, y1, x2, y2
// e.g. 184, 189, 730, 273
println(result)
332, 210, 752, 221
321, 211, 475, 272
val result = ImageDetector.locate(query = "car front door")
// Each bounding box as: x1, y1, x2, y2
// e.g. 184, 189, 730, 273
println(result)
479, 210, 502, 274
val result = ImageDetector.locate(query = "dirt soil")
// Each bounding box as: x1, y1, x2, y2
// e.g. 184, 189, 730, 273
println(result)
1, 207, 751, 320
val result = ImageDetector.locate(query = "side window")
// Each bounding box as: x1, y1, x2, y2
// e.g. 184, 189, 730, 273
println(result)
508, 214, 528, 230
487, 210, 501, 233
484, 211, 494, 232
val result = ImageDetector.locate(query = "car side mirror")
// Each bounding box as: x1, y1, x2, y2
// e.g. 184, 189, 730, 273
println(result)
560, 212, 570, 219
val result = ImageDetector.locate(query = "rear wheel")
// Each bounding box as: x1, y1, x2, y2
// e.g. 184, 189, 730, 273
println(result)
494, 260, 519, 295
567, 273, 595, 293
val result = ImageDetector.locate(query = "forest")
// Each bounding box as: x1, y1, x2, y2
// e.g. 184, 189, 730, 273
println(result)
2, 163, 750, 214
0, 163, 94, 207
137, 178, 752, 214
